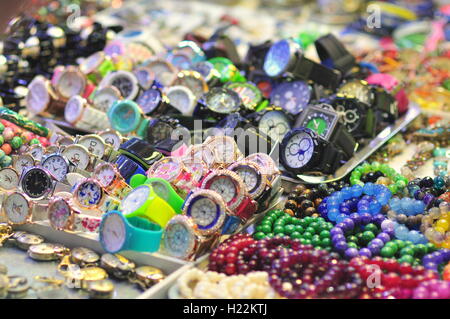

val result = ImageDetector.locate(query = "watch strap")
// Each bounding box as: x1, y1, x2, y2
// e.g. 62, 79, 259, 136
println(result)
315, 34, 356, 75
292, 56, 341, 89
329, 123, 357, 159
373, 88, 398, 123
114, 154, 147, 184
125, 215, 163, 253
143, 194, 177, 228
319, 142, 346, 174
98, 194, 120, 213
30, 200, 49, 222
73, 212, 102, 233
221, 215, 242, 235
145, 177, 184, 214
234, 197, 257, 222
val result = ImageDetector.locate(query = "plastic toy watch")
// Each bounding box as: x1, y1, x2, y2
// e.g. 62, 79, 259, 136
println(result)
129, 176, 184, 214
99, 210, 163, 254
120, 184, 177, 228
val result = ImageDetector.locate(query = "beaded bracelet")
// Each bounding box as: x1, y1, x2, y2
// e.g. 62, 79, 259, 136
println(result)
318, 183, 392, 223
421, 202, 450, 249
253, 211, 333, 250
413, 280, 450, 299
387, 197, 426, 228
268, 249, 363, 299
350, 256, 439, 299
406, 176, 449, 209
443, 263, 450, 281
422, 249, 450, 273
350, 162, 408, 195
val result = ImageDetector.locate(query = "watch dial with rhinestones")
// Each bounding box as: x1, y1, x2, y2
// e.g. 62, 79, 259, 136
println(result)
137, 88, 162, 115
148, 159, 181, 182
283, 131, 315, 169
48, 198, 71, 230
233, 165, 260, 194
258, 110, 291, 141
100, 213, 126, 253
164, 219, 194, 259
4, 193, 29, 224
332, 99, 362, 133
188, 197, 219, 229
263, 39, 292, 77
13, 155, 34, 176
121, 185, 150, 216
338, 80, 373, 106
41, 154, 69, 182
21, 168, 52, 198
207, 176, 237, 203
62, 145, 90, 170
270, 81, 311, 115
76, 180, 102, 207
205, 88, 241, 114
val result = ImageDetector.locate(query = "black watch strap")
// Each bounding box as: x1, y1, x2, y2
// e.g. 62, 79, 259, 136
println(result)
315, 34, 356, 75
118, 138, 163, 170
292, 56, 341, 90
319, 142, 346, 174
373, 88, 398, 123
329, 124, 357, 159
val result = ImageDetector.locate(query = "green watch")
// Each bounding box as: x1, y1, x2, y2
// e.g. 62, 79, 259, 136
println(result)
208, 57, 246, 83
107, 100, 149, 136
120, 184, 176, 228
129, 175, 184, 214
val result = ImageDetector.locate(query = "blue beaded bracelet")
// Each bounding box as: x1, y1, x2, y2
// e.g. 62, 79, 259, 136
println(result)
381, 219, 428, 245
389, 197, 426, 216
318, 183, 392, 224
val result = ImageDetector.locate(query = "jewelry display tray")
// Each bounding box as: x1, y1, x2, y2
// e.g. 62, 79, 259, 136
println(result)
2, 191, 283, 299
281, 103, 422, 191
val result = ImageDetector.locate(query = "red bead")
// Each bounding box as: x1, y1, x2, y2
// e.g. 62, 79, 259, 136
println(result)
225, 252, 237, 263
225, 263, 236, 275
383, 272, 400, 288
398, 262, 413, 275
382, 259, 399, 272
400, 274, 418, 289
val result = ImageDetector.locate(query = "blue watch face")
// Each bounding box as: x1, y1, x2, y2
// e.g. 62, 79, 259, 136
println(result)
167, 53, 191, 70
137, 89, 162, 114
263, 39, 291, 77
270, 81, 311, 115
192, 61, 214, 79
283, 130, 315, 169
187, 196, 220, 230
109, 101, 140, 133
76, 180, 102, 207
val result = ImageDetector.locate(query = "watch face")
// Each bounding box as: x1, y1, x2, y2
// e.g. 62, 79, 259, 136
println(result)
147, 60, 177, 87
4, 193, 29, 225
0, 167, 20, 191
13, 154, 34, 175
172, 71, 207, 99
100, 212, 126, 253
246, 153, 278, 176
205, 175, 237, 204
121, 185, 150, 216
99, 131, 121, 150
206, 136, 241, 165
80, 52, 105, 75
332, 99, 363, 133
270, 81, 311, 115
167, 52, 192, 70
187, 196, 220, 230
295, 105, 340, 140
94, 163, 116, 188
134, 67, 155, 90
62, 144, 90, 170
147, 120, 173, 144
92, 86, 121, 113
75, 180, 103, 208
205, 88, 241, 114
226, 82, 262, 111
192, 61, 215, 80
21, 167, 52, 199
64, 95, 84, 124
231, 164, 262, 196
185, 144, 215, 167
108, 100, 141, 134
26, 77, 49, 114
263, 39, 292, 77
338, 80, 373, 106
137, 88, 162, 115
48, 198, 71, 230
102, 71, 139, 100
56, 68, 86, 99
282, 130, 315, 169
258, 110, 291, 142
78, 135, 106, 158
166, 86, 195, 115
164, 216, 196, 259
148, 158, 182, 182
41, 154, 69, 182
29, 144, 44, 161
148, 180, 169, 201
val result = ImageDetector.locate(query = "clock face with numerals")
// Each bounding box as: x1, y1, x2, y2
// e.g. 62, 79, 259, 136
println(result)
282, 130, 315, 169
41, 154, 69, 182
231, 164, 261, 196
4, 192, 29, 225
295, 105, 339, 140
21, 168, 52, 199
100, 212, 126, 253
270, 81, 311, 115
206, 175, 238, 204
187, 196, 220, 230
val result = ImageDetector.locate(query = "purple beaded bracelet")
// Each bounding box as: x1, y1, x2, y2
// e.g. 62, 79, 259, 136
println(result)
422, 249, 450, 272
331, 213, 392, 259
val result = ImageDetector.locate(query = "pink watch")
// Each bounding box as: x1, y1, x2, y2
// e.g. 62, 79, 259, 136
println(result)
147, 157, 194, 191
366, 73, 409, 115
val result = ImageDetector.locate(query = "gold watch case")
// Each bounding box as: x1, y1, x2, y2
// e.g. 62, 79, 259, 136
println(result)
15, 233, 45, 251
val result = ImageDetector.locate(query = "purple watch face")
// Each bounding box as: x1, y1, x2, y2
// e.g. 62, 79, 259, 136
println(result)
263, 39, 291, 77
137, 88, 162, 114
270, 81, 311, 115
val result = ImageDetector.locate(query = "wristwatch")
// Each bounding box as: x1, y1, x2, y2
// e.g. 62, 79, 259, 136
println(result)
183, 189, 241, 235
228, 160, 271, 200
200, 169, 257, 222
61, 144, 92, 172
99, 70, 141, 101
366, 73, 409, 116
146, 116, 183, 146
73, 177, 120, 212
26, 75, 66, 116
99, 210, 163, 254
164, 85, 197, 117
163, 215, 219, 261
171, 70, 208, 100
249, 106, 293, 142
145, 59, 178, 87
19, 166, 68, 200
53, 66, 87, 101
64, 95, 110, 132
332, 96, 377, 138
195, 87, 242, 120
191, 61, 221, 87
40, 151, 86, 182
136, 86, 171, 116
98, 130, 123, 151
204, 135, 244, 168
224, 82, 264, 112
107, 100, 148, 136
47, 196, 102, 233
12, 154, 35, 176
93, 162, 132, 199
208, 57, 246, 83
120, 184, 177, 228
2, 192, 47, 226
147, 157, 194, 191
91, 86, 122, 113
76, 134, 108, 159
245, 152, 281, 183
100, 253, 136, 280
263, 38, 341, 89
117, 137, 163, 170
79, 51, 116, 84
314, 33, 357, 76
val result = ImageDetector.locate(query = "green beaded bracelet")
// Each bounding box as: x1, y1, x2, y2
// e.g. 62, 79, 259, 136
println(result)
350, 161, 408, 194
379, 239, 437, 266
253, 210, 333, 250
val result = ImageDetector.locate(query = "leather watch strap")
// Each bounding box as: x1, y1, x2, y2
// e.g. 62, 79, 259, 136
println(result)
292, 56, 341, 89
315, 34, 356, 75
